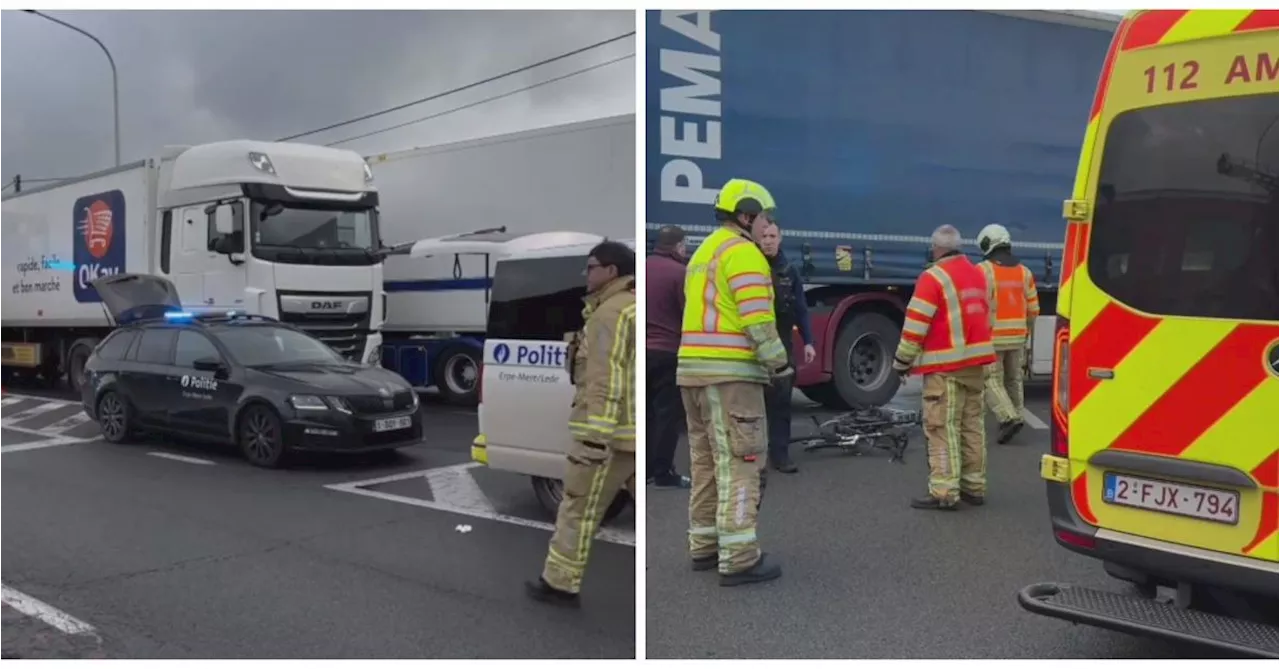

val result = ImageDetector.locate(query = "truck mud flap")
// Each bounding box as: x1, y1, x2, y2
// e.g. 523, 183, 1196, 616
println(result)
1018, 583, 1278, 658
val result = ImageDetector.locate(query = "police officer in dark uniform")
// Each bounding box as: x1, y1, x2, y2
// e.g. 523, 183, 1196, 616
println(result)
754, 220, 815, 473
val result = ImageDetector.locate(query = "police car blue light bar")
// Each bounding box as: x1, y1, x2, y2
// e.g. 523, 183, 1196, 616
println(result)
164, 311, 195, 320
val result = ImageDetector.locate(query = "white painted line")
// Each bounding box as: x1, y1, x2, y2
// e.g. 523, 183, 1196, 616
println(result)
1, 436, 95, 454
0, 584, 96, 636
1022, 408, 1049, 430
0, 396, 24, 408
1, 401, 72, 424
42, 412, 94, 433
147, 452, 216, 466
326, 463, 635, 547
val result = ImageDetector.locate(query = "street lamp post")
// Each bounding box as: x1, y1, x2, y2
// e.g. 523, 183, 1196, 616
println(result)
24, 9, 120, 166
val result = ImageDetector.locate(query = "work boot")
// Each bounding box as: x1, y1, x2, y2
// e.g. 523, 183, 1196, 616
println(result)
691, 554, 718, 572
524, 578, 580, 608
910, 495, 959, 511
719, 553, 782, 587
960, 491, 985, 506
650, 469, 691, 489
997, 419, 1024, 444
770, 455, 798, 474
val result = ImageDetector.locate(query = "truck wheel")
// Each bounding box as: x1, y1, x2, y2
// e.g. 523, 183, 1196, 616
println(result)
798, 383, 850, 411
531, 476, 630, 525
65, 338, 99, 396
434, 345, 480, 406
832, 311, 901, 407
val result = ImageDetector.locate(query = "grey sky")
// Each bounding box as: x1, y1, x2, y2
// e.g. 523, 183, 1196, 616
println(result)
1, 9, 635, 185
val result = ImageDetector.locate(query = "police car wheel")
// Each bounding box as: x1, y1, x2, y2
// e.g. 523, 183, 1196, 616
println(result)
238, 405, 289, 468
532, 476, 630, 524
96, 391, 133, 444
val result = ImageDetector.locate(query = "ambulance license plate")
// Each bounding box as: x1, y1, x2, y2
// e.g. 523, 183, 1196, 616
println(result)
1103, 472, 1239, 525
373, 415, 412, 433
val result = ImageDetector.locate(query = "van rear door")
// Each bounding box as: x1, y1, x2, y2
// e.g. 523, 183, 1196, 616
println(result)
1062, 18, 1278, 563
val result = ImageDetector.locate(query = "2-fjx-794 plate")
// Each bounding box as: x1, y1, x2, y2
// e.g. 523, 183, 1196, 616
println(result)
1102, 472, 1239, 525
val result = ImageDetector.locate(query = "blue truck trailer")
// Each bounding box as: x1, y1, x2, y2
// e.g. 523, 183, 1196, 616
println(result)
646, 9, 1118, 409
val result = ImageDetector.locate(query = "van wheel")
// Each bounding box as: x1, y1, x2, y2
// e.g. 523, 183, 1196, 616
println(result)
532, 476, 630, 524
237, 404, 290, 468
434, 345, 480, 406
832, 311, 901, 407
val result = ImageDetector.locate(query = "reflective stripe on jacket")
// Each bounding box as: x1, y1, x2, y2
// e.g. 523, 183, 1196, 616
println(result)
894, 253, 997, 376
978, 259, 1041, 350
677, 226, 788, 384
566, 276, 636, 451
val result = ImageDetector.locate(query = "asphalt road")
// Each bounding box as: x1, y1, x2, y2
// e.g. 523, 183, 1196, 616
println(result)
644, 378, 1220, 659
1, 385, 635, 659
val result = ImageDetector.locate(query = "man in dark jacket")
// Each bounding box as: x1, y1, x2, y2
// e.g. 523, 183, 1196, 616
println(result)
754, 221, 815, 473
645, 225, 691, 489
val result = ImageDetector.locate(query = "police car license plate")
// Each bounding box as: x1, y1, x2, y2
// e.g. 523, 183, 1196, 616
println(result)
373, 415, 412, 433
1102, 472, 1239, 525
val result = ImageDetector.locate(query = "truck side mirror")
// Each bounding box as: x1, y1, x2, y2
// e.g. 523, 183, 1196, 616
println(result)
213, 205, 234, 235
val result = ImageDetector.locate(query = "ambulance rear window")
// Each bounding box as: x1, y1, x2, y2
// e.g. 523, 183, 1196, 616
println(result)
1087, 93, 1277, 322
487, 255, 587, 341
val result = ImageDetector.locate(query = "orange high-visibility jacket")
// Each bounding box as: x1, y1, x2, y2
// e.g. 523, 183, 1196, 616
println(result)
894, 253, 997, 375
978, 259, 1040, 350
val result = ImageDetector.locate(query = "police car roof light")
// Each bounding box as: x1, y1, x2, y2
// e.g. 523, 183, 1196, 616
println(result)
164, 311, 196, 321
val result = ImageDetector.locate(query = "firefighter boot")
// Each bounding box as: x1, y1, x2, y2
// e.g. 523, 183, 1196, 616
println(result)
720, 552, 782, 587
524, 578, 581, 608
910, 495, 959, 511
961, 491, 985, 506
691, 554, 717, 571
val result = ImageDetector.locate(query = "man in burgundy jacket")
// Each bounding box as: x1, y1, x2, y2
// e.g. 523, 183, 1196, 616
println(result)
646, 225, 691, 489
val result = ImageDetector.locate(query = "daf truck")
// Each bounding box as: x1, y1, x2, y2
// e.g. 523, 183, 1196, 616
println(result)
371, 114, 635, 405
2, 140, 385, 394
646, 10, 1119, 409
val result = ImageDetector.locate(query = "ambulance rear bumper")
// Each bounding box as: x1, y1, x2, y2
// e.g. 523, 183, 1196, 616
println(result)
1018, 582, 1278, 658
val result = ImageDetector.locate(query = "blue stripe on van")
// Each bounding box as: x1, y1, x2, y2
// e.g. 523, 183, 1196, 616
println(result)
383, 278, 493, 292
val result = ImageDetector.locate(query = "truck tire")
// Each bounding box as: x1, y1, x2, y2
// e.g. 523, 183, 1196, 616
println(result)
531, 476, 630, 525
434, 345, 480, 406
832, 311, 901, 408
798, 382, 850, 411
64, 338, 99, 396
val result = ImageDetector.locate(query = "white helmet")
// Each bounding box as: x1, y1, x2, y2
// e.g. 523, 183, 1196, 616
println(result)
977, 223, 1012, 256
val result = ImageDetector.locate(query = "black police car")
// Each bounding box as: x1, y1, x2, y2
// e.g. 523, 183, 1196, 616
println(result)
81, 273, 423, 467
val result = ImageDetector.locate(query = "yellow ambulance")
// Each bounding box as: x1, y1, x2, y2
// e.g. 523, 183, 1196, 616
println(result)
1019, 9, 1278, 657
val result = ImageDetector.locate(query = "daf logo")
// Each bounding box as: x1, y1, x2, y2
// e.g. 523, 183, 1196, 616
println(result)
1266, 340, 1279, 378
312, 300, 343, 310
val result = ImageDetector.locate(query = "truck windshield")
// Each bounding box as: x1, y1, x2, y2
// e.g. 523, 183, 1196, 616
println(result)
250, 202, 380, 266
215, 325, 346, 367
1087, 93, 1277, 323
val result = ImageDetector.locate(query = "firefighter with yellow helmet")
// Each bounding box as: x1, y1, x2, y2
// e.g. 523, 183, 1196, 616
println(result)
678, 178, 792, 586
976, 223, 1040, 444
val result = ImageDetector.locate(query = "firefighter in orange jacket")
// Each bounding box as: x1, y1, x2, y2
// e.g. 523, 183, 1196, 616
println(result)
892, 225, 997, 510
976, 224, 1040, 444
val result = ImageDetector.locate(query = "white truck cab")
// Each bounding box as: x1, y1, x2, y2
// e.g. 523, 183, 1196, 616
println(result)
2, 139, 385, 393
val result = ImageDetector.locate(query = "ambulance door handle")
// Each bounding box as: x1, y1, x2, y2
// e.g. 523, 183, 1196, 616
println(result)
1087, 368, 1114, 380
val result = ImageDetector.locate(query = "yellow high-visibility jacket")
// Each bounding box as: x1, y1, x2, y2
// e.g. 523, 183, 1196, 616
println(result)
677, 225, 788, 386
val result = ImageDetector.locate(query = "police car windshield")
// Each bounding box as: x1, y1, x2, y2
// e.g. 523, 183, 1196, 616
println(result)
213, 325, 345, 367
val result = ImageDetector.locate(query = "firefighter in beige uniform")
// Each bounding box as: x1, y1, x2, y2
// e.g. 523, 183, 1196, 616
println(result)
976, 224, 1040, 444
526, 241, 637, 607
679, 178, 792, 587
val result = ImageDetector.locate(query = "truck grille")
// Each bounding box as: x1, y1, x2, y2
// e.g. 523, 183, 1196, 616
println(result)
277, 312, 368, 361
346, 390, 416, 415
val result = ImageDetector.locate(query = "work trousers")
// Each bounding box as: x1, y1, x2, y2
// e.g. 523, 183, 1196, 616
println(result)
682, 381, 767, 575
542, 440, 635, 594
921, 367, 987, 505
984, 346, 1026, 424
764, 366, 794, 464
646, 349, 684, 477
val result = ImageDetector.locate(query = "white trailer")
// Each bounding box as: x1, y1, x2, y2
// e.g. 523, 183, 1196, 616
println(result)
369, 114, 635, 405
2, 140, 386, 393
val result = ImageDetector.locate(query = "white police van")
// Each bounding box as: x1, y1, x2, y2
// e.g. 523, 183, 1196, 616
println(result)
410, 231, 634, 523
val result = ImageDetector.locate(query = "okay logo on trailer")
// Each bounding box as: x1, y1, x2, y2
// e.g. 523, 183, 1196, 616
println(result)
72, 189, 127, 304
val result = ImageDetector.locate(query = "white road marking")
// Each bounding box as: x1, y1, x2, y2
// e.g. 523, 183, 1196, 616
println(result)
1, 436, 97, 454
326, 463, 636, 547
0, 584, 96, 636
147, 452, 216, 466
1, 401, 71, 424
1022, 408, 1049, 430
0, 396, 25, 408
42, 412, 94, 433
